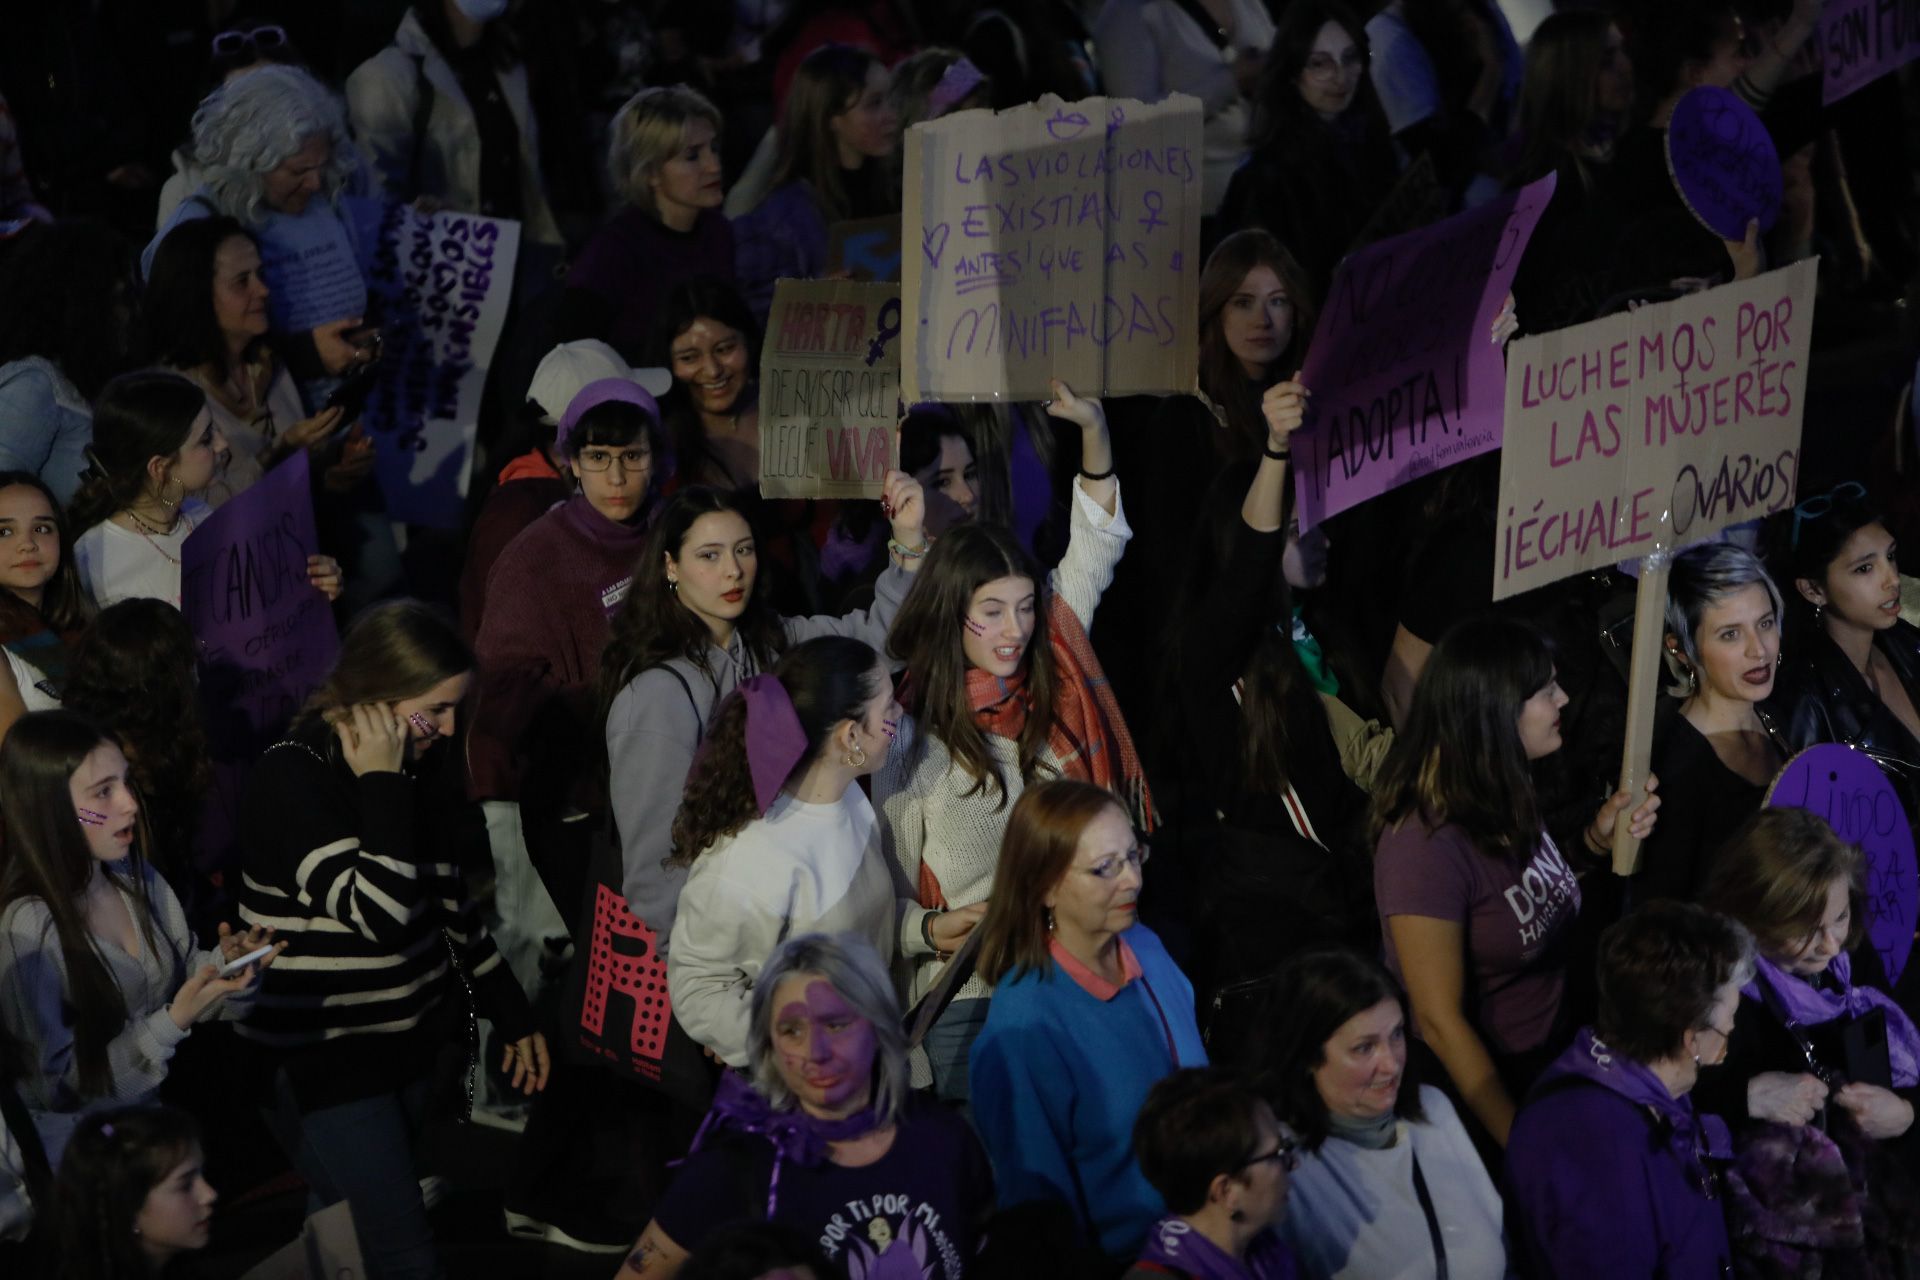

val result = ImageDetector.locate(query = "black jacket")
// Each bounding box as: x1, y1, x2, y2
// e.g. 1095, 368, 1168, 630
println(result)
1777, 621, 1920, 811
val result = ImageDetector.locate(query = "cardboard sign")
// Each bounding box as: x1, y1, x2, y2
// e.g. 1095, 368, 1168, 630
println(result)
182, 453, 341, 875
1291, 173, 1555, 529
828, 216, 904, 281
1493, 259, 1816, 600
901, 94, 1203, 403
1821, 0, 1920, 103
1665, 87, 1782, 241
1770, 744, 1920, 985
760, 279, 901, 499
344, 197, 522, 530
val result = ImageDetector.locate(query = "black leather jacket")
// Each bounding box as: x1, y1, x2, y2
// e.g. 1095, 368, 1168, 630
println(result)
1778, 620, 1920, 805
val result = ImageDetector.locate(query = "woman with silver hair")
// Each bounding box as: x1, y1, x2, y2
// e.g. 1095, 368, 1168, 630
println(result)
620, 933, 994, 1279
143, 65, 376, 395
1637, 541, 1791, 901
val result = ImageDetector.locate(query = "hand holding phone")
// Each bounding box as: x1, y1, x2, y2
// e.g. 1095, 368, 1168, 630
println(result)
218, 943, 277, 978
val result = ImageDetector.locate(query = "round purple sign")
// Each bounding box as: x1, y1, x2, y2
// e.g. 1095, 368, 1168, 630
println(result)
1768, 744, 1920, 985
1665, 86, 1783, 242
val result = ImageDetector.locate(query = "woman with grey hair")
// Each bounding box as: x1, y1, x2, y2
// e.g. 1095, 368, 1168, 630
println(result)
554, 86, 736, 364
1637, 541, 1790, 901
618, 934, 993, 1279
143, 65, 375, 395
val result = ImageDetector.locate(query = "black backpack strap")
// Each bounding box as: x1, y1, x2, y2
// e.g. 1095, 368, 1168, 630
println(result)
642, 664, 705, 744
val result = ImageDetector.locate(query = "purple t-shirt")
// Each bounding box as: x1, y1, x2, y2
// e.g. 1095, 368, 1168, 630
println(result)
1375, 818, 1579, 1055
566, 205, 736, 362
654, 1093, 993, 1278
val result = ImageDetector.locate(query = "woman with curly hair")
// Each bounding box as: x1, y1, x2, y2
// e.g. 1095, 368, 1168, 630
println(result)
666, 636, 963, 1068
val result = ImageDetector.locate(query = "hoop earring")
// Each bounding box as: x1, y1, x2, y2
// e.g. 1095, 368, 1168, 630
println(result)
845, 743, 867, 769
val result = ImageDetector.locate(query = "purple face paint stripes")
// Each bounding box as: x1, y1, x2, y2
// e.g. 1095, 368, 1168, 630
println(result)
963, 617, 987, 636
408, 712, 436, 738
77, 808, 109, 826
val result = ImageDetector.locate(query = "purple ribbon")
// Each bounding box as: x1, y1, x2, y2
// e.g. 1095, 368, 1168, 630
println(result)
739, 674, 810, 815
555, 377, 659, 457
682, 1071, 882, 1217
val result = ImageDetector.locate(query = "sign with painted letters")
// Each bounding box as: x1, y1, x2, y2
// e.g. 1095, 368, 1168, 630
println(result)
1820, 0, 1920, 103
1493, 259, 1816, 600
760, 279, 901, 499
344, 197, 521, 530
901, 94, 1202, 403
1665, 87, 1782, 240
1291, 173, 1555, 530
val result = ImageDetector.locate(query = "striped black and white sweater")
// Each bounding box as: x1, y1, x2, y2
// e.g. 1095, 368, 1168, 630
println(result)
235, 722, 533, 1110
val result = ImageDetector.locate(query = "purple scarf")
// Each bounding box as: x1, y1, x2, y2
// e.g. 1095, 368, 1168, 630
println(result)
1547, 1029, 1733, 1184
1745, 952, 1920, 1087
682, 1072, 883, 1216
1135, 1218, 1297, 1280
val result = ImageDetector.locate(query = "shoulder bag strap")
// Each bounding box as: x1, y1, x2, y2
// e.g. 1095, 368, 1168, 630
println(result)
1410, 1151, 1449, 1280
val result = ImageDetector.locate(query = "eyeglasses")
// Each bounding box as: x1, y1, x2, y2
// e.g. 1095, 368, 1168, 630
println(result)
1789, 481, 1867, 550
1304, 50, 1368, 80
211, 25, 288, 57
1244, 1134, 1302, 1173
1082, 843, 1150, 881
577, 447, 652, 473
1694, 1018, 1736, 1042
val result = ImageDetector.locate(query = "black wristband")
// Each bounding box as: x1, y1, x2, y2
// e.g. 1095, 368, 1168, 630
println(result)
921, 908, 944, 953
1079, 465, 1116, 482
1264, 446, 1291, 461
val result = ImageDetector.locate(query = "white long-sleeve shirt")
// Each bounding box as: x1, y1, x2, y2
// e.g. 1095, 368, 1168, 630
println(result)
667, 788, 906, 1067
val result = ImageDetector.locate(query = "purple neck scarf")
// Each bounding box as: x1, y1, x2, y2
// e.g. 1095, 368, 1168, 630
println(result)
1549, 1029, 1733, 1183
1746, 952, 1920, 1087
1136, 1218, 1297, 1280
684, 1072, 883, 1216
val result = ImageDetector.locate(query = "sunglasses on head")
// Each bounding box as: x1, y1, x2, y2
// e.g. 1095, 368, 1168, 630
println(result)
1789, 481, 1867, 551
211, 25, 288, 57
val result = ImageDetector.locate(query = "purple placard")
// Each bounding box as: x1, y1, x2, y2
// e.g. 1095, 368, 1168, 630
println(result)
1820, 0, 1920, 104
182, 452, 341, 876
1665, 87, 1782, 242
1292, 173, 1555, 531
1769, 743, 1920, 986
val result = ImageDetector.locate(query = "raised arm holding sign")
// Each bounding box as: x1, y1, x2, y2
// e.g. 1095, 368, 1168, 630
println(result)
1496, 258, 1818, 872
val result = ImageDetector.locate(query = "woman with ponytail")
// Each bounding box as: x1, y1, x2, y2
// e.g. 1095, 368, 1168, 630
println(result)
0, 711, 277, 1166
69, 371, 342, 609
875, 379, 1145, 1103
667, 635, 957, 1068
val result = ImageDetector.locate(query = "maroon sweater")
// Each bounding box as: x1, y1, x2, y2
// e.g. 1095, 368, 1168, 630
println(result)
469, 494, 650, 809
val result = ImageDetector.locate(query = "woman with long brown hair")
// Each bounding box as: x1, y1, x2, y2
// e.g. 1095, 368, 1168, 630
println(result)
0, 471, 90, 740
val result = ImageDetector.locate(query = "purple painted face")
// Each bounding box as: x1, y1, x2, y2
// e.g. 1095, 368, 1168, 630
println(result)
769, 975, 877, 1117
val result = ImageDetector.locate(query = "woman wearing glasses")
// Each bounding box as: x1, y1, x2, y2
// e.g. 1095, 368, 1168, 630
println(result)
1126, 1068, 1301, 1280
1768, 483, 1920, 839
969, 780, 1206, 1264
1507, 901, 1752, 1279
1216, 0, 1399, 302
1259, 949, 1506, 1280
1695, 808, 1920, 1147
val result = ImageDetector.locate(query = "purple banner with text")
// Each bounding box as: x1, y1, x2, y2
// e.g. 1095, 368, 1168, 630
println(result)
1493, 259, 1816, 599
1292, 173, 1555, 530
1821, 0, 1920, 103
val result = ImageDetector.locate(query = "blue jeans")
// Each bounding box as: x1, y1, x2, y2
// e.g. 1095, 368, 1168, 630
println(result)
275, 1073, 442, 1280
922, 996, 992, 1106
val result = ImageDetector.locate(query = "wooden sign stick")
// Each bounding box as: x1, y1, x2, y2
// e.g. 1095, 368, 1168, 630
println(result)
1611, 549, 1673, 876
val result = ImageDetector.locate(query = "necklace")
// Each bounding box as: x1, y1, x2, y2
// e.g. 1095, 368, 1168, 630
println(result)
121, 506, 195, 565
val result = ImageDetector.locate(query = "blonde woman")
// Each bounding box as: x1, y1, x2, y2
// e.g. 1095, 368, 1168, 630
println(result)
556, 85, 735, 363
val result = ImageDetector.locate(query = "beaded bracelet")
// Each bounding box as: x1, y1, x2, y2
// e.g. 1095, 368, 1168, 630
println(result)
888, 537, 931, 561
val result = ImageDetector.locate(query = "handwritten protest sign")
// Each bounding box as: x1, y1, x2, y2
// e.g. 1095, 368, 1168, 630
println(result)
1665, 87, 1781, 241
901, 94, 1202, 403
1291, 173, 1554, 530
760, 279, 901, 499
344, 197, 521, 530
182, 453, 341, 874
1493, 258, 1815, 600
1821, 0, 1920, 102
1770, 744, 1919, 984
829, 216, 903, 281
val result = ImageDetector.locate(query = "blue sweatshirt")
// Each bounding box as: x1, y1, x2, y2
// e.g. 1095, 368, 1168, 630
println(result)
969, 922, 1207, 1259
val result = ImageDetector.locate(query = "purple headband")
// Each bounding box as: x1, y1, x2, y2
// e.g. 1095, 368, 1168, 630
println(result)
928, 58, 986, 119
557, 378, 660, 457
739, 675, 810, 815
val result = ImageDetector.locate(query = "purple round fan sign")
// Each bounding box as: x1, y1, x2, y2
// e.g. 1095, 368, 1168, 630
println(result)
1768, 744, 1919, 985
1664, 86, 1782, 242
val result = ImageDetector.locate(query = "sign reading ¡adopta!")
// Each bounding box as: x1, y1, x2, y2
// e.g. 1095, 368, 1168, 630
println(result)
1493, 258, 1817, 600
